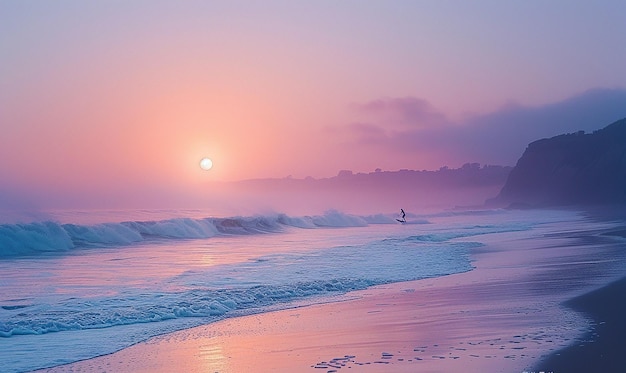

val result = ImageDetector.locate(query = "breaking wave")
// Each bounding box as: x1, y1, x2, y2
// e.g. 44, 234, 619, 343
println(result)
0, 211, 403, 258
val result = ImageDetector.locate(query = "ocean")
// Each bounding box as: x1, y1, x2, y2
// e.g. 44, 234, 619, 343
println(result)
0, 208, 618, 372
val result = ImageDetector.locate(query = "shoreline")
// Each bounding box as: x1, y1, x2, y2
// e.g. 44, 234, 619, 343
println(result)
533, 206, 626, 373
534, 276, 626, 373
34, 215, 626, 373
35, 275, 557, 373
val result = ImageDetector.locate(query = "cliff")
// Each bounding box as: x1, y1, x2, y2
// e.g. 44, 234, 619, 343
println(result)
494, 118, 626, 207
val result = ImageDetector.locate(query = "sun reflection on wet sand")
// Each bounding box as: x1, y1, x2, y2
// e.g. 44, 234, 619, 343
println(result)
198, 343, 227, 372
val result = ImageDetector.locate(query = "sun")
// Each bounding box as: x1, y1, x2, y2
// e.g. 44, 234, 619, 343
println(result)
199, 157, 213, 171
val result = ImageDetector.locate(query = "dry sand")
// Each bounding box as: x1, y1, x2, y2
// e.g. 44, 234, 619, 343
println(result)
35, 218, 626, 373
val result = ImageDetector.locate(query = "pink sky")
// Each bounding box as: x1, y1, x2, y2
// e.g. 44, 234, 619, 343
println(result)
1, 1, 626, 210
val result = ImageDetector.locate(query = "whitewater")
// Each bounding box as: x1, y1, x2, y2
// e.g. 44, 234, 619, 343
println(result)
0, 208, 583, 372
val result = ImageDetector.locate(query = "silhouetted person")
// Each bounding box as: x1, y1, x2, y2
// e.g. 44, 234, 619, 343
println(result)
397, 208, 406, 223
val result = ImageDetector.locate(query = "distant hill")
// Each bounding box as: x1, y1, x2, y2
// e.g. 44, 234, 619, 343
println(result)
238, 163, 511, 190
229, 164, 512, 214
493, 118, 626, 207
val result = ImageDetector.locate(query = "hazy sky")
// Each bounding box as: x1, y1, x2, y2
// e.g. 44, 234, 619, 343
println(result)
2, 1, 626, 209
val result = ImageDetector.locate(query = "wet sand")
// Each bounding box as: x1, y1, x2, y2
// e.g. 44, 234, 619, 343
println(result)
534, 276, 626, 373
35, 218, 626, 373
532, 210, 626, 372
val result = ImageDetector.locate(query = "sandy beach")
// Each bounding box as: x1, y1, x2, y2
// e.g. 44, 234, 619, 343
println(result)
33, 214, 626, 373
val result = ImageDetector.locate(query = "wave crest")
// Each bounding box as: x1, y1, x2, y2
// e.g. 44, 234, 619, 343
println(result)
0, 210, 397, 258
